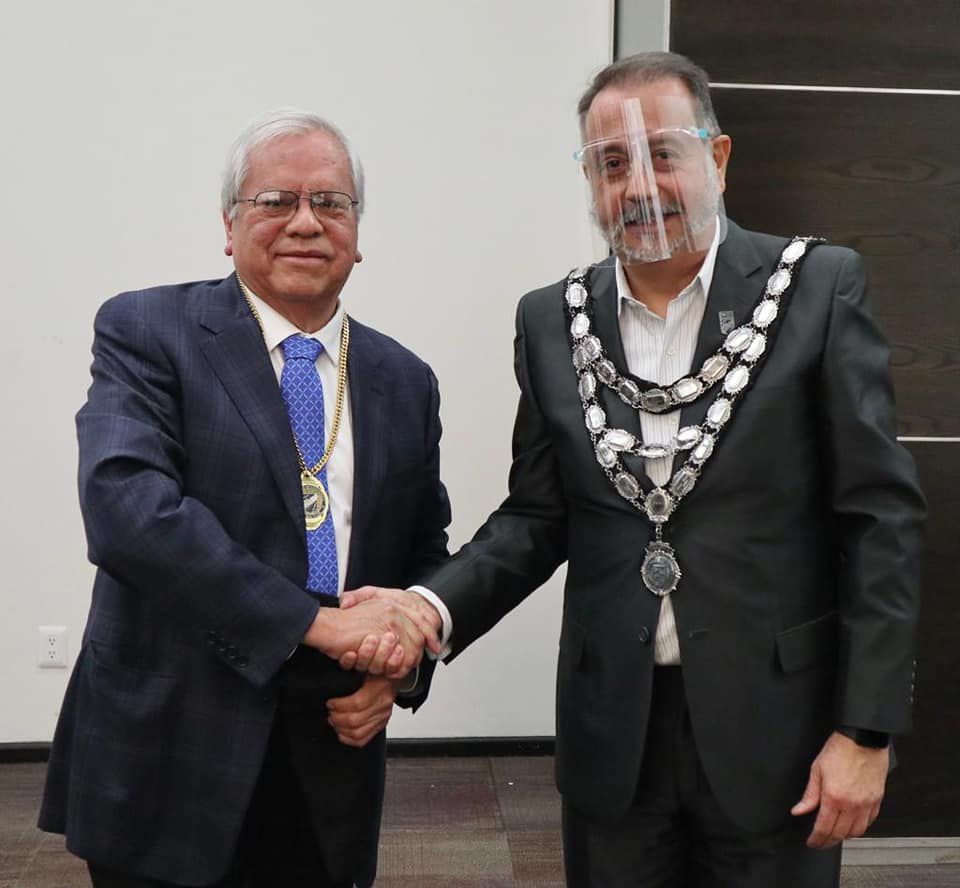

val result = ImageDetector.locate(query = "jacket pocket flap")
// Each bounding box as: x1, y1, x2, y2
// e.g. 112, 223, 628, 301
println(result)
776, 611, 838, 673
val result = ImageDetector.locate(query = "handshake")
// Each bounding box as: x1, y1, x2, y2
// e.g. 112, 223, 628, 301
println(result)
303, 586, 443, 679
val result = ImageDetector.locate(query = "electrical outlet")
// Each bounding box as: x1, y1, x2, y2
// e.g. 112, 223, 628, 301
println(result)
37, 625, 68, 668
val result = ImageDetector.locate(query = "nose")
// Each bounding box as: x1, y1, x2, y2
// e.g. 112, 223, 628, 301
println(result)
621, 161, 658, 204
285, 197, 323, 235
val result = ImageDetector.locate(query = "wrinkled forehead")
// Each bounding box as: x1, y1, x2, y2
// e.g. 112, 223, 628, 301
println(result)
583, 80, 701, 143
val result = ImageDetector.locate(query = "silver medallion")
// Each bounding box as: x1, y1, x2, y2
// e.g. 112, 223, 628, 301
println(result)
585, 405, 606, 433
595, 359, 618, 384
782, 240, 807, 264
641, 540, 682, 596
578, 371, 597, 401
641, 389, 671, 412
566, 282, 587, 308
767, 269, 792, 296
603, 428, 636, 451
570, 313, 590, 339
753, 300, 779, 328
618, 378, 642, 407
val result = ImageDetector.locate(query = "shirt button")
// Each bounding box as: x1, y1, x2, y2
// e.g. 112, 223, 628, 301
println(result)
666, 347, 676, 357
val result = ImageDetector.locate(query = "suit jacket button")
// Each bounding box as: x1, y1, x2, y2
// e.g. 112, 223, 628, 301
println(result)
638, 626, 651, 644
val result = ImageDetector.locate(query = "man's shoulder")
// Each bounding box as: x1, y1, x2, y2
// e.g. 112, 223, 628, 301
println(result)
729, 222, 860, 274
347, 316, 435, 377
518, 257, 616, 317
97, 276, 235, 324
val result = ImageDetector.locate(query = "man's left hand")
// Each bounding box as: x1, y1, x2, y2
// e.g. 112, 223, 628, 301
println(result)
791, 731, 890, 848
326, 675, 398, 748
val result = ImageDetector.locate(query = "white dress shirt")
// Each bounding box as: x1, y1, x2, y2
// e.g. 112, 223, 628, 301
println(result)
615, 225, 719, 664
245, 288, 354, 595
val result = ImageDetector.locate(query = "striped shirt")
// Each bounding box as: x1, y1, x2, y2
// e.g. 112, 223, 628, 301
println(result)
614, 226, 720, 664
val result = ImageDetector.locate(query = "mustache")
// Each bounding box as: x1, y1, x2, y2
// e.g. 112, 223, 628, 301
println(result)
619, 199, 685, 225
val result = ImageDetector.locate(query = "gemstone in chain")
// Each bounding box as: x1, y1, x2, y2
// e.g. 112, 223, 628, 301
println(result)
743, 333, 767, 363
578, 372, 597, 401
782, 240, 807, 264
674, 426, 702, 450
614, 472, 641, 500
641, 389, 672, 412
766, 269, 792, 296
603, 429, 636, 451
596, 359, 618, 385
699, 353, 730, 383
638, 443, 672, 459
566, 282, 587, 308
573, 347, 589, 370
582, 336, 602, 360
595, 442, 617, 468
570, 313, 590, 339
690, 433, 715, 464
672, 377, 703, 403
644, 488, 674, 523
753, 300, 779, 328
706, 398, 732, 427
618, 379, 642, 407
585, 405, 606, 433
670, 466, 698, 497
723, 365, 750, 394
724, 327, 754, 353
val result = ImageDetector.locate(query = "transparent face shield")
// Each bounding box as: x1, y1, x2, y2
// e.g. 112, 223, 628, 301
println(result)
577, 96, 728, 265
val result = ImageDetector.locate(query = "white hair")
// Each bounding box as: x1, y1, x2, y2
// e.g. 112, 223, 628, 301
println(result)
221, 108, 365, 219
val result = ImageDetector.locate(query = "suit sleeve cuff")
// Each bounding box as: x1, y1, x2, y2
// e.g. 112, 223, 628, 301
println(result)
837, 726, 891, 749
408, 585, 453, 659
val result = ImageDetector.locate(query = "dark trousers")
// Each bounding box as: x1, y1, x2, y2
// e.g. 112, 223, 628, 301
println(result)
563, 666, 842, 888
89, 647, 382, 888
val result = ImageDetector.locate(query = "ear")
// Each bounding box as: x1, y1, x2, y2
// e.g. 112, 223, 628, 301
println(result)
222, 210, 234, 257
711, 135, 732, 194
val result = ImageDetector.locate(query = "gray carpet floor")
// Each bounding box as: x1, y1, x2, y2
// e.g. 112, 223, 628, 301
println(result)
2, 758, 958, 887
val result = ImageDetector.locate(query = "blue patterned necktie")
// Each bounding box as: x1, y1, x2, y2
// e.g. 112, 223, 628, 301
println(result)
280, 334, 339, 598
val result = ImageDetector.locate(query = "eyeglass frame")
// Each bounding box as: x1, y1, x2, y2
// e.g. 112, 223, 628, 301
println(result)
572, 127, 715, 164
234, 189, 360, 221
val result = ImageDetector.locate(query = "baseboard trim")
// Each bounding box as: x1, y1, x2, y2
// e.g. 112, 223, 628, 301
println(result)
842, 837, 960, 866
0, 738, 555, 764
386, 737, 556, 757
0, 743, 51, 763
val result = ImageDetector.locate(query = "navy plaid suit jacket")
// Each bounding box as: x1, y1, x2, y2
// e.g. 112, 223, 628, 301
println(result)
39, 274, 450, 884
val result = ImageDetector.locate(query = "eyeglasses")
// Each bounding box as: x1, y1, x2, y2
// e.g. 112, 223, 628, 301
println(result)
574, 128, 714, 178
236, 190, 359, 221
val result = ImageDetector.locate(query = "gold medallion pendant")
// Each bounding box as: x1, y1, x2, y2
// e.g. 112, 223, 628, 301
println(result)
301, 471, 330, 530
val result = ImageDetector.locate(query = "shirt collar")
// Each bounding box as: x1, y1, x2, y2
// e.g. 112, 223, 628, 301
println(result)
243, 286, 345, 365
615, 219, 721, 318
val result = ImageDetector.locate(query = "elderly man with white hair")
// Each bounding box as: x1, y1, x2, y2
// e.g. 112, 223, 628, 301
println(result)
39, 109, 450, 888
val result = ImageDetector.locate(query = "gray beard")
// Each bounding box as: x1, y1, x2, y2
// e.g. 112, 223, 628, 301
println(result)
593, 184, 721, 264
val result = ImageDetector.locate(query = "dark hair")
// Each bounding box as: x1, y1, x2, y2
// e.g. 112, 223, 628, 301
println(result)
577, 51, 719, 136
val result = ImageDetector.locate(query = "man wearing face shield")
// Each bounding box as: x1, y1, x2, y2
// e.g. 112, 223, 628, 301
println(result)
344, 52, 924, 886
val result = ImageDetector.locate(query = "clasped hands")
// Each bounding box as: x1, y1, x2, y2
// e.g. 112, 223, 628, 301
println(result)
302, 587, 440, 747
303, 585, 441, 680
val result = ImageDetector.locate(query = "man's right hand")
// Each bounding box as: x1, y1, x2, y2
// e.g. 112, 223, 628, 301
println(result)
337, 586, 443, 671
302, 596, 439, 679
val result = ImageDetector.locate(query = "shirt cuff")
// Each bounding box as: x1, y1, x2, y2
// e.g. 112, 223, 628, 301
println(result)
395, 664, 420, 695
408, 585, 453, 659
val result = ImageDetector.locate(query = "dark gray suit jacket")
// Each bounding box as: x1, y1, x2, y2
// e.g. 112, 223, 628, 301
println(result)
39, 274, 450, 885
427, 221, 924, 832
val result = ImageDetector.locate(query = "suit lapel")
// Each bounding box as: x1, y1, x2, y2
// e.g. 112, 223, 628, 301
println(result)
198, 277, 304, 532
675, 224, 767, 441
343, 319, 387, 589
589, 262, 658, 491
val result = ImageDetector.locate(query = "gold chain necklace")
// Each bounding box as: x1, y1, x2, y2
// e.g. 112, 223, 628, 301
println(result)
237, 277, 349, 529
